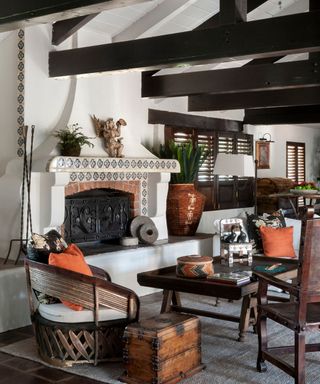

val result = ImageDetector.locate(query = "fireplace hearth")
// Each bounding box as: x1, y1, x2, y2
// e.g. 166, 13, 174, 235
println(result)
64, 188, 130, 243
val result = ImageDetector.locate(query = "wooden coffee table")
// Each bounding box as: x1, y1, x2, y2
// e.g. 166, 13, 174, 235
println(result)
137, 257, 297, 342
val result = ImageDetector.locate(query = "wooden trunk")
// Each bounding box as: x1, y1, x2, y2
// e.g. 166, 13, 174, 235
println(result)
120, 313, 204, 384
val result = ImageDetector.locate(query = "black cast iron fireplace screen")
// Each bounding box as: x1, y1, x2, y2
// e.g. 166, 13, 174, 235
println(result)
64, 188, 130, 244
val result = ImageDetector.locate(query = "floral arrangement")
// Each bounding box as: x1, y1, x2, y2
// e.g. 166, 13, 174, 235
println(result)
293, 181, 318, 191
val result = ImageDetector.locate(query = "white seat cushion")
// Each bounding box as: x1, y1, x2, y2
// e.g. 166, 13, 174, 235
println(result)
38, 303, 127, 323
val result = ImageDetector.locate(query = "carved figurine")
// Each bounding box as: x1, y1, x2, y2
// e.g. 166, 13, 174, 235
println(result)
91, 115, 127, 157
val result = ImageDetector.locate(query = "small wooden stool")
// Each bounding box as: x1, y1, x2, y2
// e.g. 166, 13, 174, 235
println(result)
120, 312, 205, 384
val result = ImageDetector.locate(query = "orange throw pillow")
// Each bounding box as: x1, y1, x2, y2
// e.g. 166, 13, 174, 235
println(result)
49, 244, 92, 311
259, 226, 295, 258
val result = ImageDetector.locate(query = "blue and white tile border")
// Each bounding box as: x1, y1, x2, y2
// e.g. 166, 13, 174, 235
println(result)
48, 156, 180, 174
17, 29, 25, 157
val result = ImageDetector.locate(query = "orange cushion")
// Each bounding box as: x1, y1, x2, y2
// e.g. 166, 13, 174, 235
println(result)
49, 244, 92, 311
259, 226, 295, 258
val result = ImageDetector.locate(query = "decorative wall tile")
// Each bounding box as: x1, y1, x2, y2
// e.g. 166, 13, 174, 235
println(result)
17, 29, 25, 157
47, 156, 180, 174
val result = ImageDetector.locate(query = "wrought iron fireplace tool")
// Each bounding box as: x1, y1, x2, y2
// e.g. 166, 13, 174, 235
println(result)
3, 125, 35, 264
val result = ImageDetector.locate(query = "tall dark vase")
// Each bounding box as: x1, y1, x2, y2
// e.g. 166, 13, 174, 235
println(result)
166, 183, 206, 236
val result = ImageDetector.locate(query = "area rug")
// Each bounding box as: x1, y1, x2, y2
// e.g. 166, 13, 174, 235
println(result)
1, 292, 320, 384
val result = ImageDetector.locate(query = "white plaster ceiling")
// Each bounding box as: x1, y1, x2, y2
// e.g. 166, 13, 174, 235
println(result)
84, 0, 307, 42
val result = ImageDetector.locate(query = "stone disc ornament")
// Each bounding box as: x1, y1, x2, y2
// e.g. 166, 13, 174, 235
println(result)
130, 216, 155, 238
137, 223, 158, 245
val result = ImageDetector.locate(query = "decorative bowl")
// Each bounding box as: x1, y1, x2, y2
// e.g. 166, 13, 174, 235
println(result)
290, 189, 319, 195
176, 255, 214, 278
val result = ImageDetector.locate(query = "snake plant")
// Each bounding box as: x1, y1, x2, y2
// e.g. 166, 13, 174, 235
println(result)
159, 140, 208, 184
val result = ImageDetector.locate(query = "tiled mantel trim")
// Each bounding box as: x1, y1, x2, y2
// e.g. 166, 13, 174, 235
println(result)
48, 156, 180, 174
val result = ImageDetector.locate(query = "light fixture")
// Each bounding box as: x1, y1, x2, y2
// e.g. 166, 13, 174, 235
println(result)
258, 133, 274, 143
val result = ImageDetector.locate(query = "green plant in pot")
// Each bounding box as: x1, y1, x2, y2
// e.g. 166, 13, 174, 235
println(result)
54, 124, 94, 156
157, 140, 209, 236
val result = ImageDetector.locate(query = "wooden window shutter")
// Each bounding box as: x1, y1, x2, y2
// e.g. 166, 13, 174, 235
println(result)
196, 131, 215, 210
164, 126, 254, 211
286, 142, 305, 183
235, 134, 253, 155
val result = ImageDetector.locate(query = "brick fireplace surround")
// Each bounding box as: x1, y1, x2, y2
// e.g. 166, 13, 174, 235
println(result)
65, 180, 141, 218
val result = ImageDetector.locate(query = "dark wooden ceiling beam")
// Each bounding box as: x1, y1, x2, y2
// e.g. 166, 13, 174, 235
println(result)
196, 0, 265, 30
0, 0, 147, 32
142, 60, 320, 98
188, 87, 320, 111
148, 109, 242, 132
219, 0, 247, 25
49, 11, 320, 77
52, 13, 98, 45
244, 106, 320, 125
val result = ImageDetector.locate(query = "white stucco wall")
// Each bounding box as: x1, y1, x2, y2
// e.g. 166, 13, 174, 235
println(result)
246, 124, 320, 181
0, 32, 18, 176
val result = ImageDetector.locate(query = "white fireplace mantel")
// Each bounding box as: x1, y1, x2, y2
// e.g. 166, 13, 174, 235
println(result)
31, 156, 181, 240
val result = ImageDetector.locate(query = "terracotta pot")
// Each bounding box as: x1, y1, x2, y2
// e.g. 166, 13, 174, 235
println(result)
60, 143, 81, 157
166, 184, 206, 236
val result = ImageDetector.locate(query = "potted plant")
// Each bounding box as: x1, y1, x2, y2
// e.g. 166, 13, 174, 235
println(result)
54, 124, 94, 156
157, 140, 208, 236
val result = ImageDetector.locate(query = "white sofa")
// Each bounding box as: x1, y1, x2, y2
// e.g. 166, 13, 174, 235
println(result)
285, 217, 302, 257
213, 216, 302, 259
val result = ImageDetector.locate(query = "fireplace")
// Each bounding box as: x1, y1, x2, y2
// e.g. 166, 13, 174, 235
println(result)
30, 156, 180, 241
64, 188, 131, 243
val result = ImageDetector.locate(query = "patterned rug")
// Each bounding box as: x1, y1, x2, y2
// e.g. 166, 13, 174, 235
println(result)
1, 292, 319, 384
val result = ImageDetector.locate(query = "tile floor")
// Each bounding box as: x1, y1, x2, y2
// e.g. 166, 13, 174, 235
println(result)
0, 326, 104, 383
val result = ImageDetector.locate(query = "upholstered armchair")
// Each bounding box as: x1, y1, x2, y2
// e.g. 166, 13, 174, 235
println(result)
25, 258, 140, 367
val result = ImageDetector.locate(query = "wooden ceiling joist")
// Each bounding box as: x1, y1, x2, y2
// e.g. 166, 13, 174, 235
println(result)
148, 109, 242, 132
49, 10, 320, 77
188, 87, 320, 111
0, 0, 148, 32
142, 60, 320, 98
195, 0, 266, 30
219, 0, 247, 25
244, 105, 320, 125
52, 14, 98, 46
